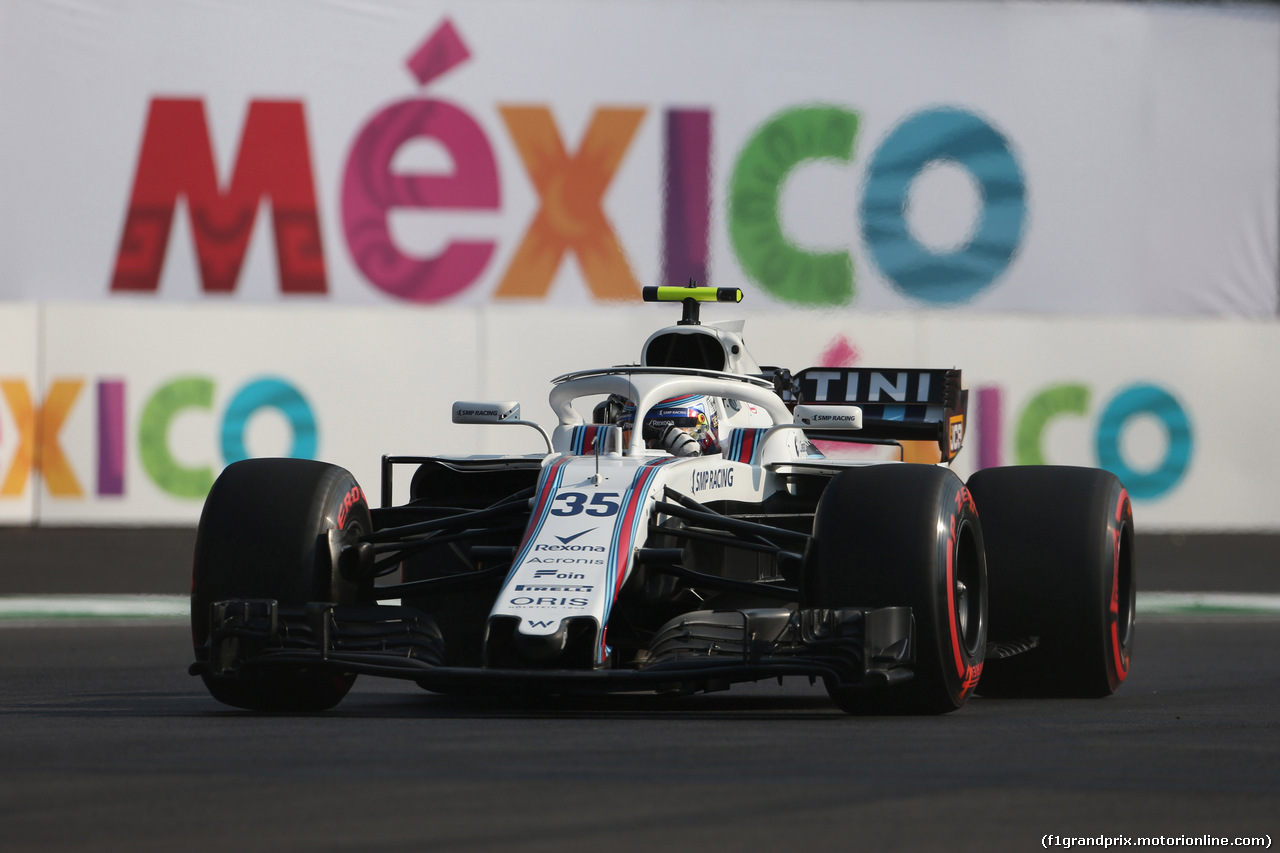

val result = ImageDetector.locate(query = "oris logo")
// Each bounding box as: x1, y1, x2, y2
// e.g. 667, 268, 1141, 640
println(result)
509, 596, 590, 608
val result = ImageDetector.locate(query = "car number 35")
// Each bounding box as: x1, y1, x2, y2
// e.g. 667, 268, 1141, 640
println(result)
551, 491, 622, 517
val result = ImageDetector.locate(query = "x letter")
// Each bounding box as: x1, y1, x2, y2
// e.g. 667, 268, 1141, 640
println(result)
496, 106, 645, 299
1, 379, 85, 497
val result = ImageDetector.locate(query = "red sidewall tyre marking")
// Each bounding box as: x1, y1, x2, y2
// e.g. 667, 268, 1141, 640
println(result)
1109, 487, 1132, 686
946, 486, 982, 703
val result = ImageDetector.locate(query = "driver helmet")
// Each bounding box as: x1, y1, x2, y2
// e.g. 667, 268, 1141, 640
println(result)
618, 395, 719, 454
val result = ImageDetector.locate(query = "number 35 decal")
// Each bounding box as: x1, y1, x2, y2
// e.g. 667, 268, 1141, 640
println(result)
551, 491, 621, 517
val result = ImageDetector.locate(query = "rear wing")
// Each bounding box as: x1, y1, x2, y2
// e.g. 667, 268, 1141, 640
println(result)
787, 368, 968, 462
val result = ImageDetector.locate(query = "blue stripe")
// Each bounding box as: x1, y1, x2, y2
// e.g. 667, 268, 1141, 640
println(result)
727, 428, 763, 464
598, 458, 675, 661
500, 459, 570, 589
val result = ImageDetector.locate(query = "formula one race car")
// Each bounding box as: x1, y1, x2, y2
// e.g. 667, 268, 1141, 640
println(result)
189, 285, 1135, 714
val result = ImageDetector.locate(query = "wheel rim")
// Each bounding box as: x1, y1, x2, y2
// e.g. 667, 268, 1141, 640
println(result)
1112, 519, 1136, 677
956, 580, 970, 640
953, 518, 984, 658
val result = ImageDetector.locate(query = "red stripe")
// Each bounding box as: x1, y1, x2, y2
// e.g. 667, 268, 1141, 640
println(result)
730, 428, 759, 464
515, 458, 570, 553
947, 487, 982, 699
598, 459, 671, 663
1110, 488, 1131, 681
611, 460, 668, 597
946, 511, 964, 678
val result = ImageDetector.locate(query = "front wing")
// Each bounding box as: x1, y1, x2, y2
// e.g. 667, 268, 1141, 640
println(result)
189, 599, 916, 695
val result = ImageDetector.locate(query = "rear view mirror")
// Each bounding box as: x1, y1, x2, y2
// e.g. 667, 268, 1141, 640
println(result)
452, 401, 521, 424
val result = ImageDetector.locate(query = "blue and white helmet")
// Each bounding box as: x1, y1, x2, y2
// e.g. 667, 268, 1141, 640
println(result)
618, 395, 719, 455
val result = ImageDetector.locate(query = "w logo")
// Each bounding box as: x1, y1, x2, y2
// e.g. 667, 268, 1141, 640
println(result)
527, 620, 555, 629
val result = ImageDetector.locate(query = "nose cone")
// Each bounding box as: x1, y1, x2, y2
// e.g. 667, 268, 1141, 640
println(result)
512, 619, 570, 663
484, 615, 601, 669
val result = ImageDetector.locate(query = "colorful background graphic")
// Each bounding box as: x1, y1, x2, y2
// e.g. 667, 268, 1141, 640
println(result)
1, 4, 1275, 313
0, 1, 1277, 530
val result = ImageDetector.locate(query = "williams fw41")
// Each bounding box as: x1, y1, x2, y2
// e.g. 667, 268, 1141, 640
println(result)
190, 285, 1136, 714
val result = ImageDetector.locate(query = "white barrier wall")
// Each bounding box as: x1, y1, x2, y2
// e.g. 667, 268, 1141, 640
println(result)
0, 1, 1276, 316
0, 303, 1275, 531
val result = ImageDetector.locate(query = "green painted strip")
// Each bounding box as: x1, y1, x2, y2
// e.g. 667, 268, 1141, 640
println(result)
0, 595, 187, 621
1137, 592, 1280, 616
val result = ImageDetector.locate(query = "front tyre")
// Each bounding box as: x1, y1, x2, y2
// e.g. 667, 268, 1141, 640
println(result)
191, 458, 372, 711
806, 464, 987, 715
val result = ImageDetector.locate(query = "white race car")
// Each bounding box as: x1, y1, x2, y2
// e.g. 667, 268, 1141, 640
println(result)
190, 285, 1135, 714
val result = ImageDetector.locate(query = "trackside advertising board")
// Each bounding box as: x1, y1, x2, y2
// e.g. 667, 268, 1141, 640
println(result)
0, 305, 482, 525
0, 304, 1276, 532
0, 0, 1277, 316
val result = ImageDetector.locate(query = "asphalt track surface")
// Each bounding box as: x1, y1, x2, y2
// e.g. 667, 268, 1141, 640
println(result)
1, 530, 1277, 852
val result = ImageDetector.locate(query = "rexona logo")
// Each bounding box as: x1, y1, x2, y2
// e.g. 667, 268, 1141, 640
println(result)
0, 375, 315, 501
109, 18, 1026, 307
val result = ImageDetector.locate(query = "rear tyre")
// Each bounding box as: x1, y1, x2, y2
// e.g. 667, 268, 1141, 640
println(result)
191, 458, 372, 711
967, 466, 1134, 698
806, 464, 987, 715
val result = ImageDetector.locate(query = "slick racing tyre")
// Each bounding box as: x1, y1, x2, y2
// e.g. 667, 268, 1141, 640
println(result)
967, 466, 1135, 698
191, 458, 372, 711
806, 464, 987, 715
